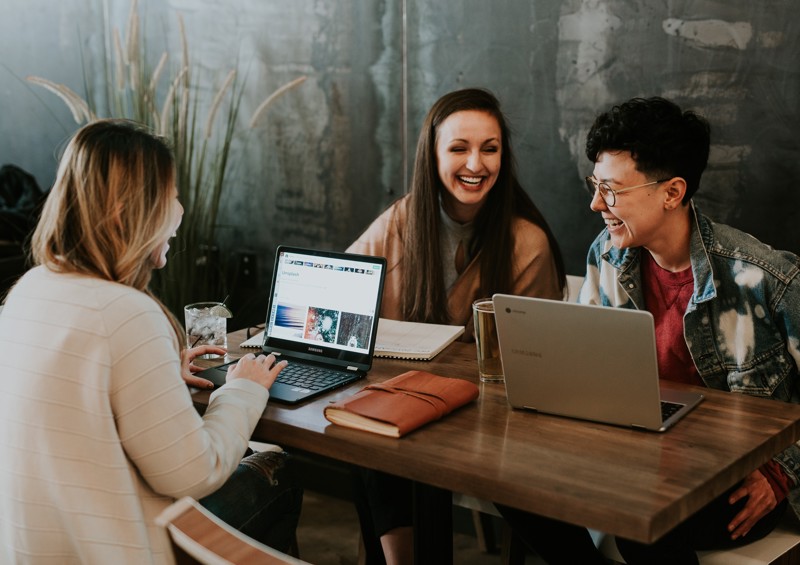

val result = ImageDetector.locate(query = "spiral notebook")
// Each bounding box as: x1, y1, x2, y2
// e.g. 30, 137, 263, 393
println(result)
241, 318, 464, 361
372, 319, 464, 360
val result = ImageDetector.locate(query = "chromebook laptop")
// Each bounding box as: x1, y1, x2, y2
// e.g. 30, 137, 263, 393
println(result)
198, 246, 386, 404
492, 294, 704, 432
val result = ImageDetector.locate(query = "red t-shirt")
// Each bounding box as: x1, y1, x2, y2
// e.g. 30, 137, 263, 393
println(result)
641, 251, 790, 502
641, 251, 701, 386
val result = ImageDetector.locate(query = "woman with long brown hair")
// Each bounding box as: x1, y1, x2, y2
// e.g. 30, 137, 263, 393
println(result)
348, 88, 566, 564
349, 88, 565, 336
0, 119, 301, 563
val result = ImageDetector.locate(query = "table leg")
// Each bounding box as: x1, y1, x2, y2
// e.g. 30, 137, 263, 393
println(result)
412, 481, 452, 564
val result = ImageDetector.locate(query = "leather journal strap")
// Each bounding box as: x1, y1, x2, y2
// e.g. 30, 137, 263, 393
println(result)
362, 383, 450, 418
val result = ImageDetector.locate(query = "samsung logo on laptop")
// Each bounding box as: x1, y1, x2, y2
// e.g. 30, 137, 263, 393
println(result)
308, 346, 323, 353
512, 348, 542, 359
504, 307, 527, 314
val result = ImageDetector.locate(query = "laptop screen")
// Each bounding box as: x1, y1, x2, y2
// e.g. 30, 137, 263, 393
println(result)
263, 246, 386, 369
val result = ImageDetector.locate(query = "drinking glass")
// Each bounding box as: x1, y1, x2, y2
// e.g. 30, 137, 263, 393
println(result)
184, 302, 228, 357
472, 298, 503, 383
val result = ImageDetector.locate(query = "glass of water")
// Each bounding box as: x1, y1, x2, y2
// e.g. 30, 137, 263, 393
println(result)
184, 302, 229, 357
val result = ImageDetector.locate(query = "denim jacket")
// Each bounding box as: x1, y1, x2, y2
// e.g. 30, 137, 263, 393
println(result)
580, 205, 800, 498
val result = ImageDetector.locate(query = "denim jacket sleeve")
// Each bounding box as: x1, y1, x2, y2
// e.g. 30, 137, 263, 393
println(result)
695, 217, 800, 487
768, 273, 800, 485
581, 218, 800, 490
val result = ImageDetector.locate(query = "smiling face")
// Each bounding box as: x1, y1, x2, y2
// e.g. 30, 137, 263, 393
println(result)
435, 110, 502, 223
589, 150, 671, 251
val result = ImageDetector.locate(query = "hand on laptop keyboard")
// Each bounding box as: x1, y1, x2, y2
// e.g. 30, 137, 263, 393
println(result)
228, 353, 289, 390
275, 363, 353, 391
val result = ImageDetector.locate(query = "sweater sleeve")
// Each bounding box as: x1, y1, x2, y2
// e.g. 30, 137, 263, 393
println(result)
107, 292, 269, 500
509, 218, 563, 301
347, 199, 407, 322
770, 270, 800, 488
347, 199, 405, 258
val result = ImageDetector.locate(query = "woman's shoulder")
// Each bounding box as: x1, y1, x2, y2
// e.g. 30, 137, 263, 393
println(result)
67, 270, 162, 322
510, 215, 551, 251
371, 195, 409, 227
8, 267, 165, 337
19, 266, 149, 304
347, 195, 409, 253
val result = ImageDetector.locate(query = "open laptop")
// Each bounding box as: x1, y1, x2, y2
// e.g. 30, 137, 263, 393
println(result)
492, 294, 704, 432
198, 246, 386, 404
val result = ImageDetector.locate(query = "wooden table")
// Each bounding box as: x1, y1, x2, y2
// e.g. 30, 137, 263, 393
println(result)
193, 328, 800, 561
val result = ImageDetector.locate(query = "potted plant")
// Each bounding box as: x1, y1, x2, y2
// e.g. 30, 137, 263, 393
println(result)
27, 0, 305, 317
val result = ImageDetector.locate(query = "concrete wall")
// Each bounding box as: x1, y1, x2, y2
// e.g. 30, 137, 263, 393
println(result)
3, 0, 799, 316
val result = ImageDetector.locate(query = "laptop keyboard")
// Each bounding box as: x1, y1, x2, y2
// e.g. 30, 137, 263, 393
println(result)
276, 363, 353, 391
661, 400, 684, 422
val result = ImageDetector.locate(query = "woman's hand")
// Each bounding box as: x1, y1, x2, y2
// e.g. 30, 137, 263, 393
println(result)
226, 352, 288, 389
181, 345, 227, 389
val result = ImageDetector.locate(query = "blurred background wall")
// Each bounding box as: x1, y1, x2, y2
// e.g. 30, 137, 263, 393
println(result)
3, 0, 799, 325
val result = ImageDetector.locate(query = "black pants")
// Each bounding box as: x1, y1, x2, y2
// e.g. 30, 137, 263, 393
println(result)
616, 484, 788, 565
497, 480, 788, 565
351, 467, 412, 565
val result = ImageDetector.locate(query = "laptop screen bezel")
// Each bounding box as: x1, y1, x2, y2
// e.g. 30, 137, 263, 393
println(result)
261, 245, 386, 372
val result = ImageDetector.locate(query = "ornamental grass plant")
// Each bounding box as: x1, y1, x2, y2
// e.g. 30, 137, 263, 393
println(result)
28, 0, 305, 316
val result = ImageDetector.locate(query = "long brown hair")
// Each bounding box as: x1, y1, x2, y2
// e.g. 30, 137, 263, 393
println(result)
31, 119, 184, 343
402, 88, 566, 323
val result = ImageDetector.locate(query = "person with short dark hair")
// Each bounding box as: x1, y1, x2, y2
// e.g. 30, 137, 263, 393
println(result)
498, 96, 800, 565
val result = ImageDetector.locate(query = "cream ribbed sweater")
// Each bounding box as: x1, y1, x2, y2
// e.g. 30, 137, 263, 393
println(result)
0, 266, 269, 564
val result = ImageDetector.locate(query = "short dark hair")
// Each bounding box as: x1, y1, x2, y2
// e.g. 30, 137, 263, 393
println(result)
585, 97, 710, 202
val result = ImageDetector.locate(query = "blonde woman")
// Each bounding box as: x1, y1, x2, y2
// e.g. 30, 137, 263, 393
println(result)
0, 120, 301, 563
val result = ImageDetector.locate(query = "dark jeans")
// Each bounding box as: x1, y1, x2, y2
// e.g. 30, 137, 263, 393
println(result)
200, 449, 304, 552
616, 484, 788, 565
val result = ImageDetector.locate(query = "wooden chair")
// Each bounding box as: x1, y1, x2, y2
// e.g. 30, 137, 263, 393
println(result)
156, 497, 309, 565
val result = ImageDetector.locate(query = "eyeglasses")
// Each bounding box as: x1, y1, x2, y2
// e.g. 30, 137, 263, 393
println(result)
584, 176, 670, 207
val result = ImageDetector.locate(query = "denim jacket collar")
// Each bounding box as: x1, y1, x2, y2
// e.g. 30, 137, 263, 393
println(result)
601, 202, 717, 307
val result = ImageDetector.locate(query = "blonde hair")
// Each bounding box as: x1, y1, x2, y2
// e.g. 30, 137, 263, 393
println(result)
32, 119, 184, 343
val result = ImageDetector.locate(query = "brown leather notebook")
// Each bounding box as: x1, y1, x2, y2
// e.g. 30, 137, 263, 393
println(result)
323, 370, 479, 438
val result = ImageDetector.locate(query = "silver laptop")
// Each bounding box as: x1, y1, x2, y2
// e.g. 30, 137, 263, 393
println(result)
199, 246, 386, 404
493, 294, 704, 432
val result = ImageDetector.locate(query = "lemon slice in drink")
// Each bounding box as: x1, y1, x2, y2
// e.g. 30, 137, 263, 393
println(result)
209, 304, 233, 318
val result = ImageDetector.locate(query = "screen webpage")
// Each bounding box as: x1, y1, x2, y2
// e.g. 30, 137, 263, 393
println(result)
266, 250, 383, 354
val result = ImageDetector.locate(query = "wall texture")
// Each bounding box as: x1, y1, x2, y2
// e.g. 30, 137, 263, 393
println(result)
2, 0, 798, 319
